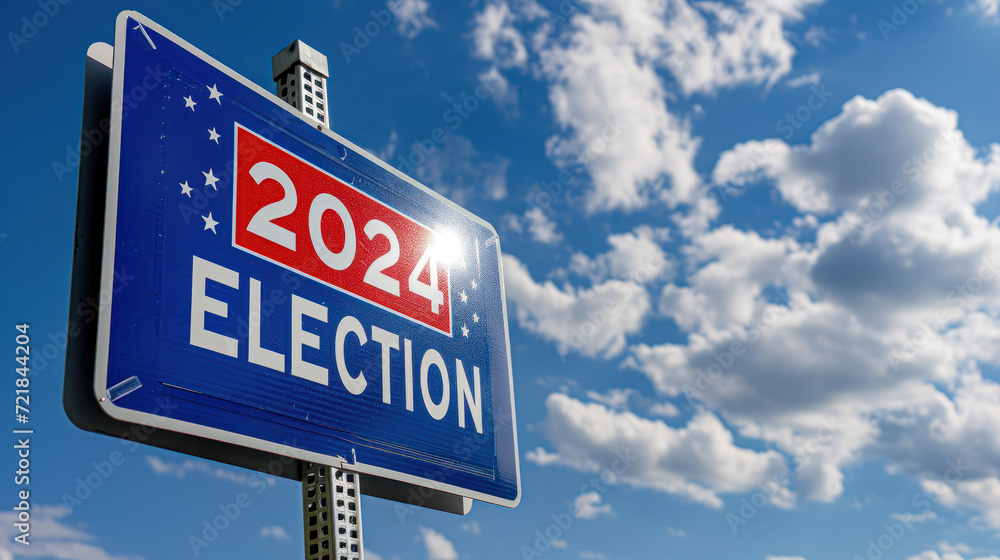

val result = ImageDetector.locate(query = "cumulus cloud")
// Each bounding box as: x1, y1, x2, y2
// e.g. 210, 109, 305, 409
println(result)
471, 1, 529, 68
0, 504, 143, 560
527, 393, 791, 508
503, 254, 651, 358
658, 225, 803, 332
630, 89, 1000, 514
478, 66, 519, 116
585, 388, 635, 410
569, 226, 673, 284
714, 89, 1000, 215
390, 0, 438, 39
505, 206, 563, 245
572, 491, 613, 518
468, 0, 820, 214
419, 527, 458, 560
540, 15, 701, 212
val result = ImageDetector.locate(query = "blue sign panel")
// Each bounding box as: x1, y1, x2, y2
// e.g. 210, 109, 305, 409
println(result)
94, 11, 519, 507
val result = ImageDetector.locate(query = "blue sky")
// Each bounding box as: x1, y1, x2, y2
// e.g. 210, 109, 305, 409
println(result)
4, 0, 1000, 559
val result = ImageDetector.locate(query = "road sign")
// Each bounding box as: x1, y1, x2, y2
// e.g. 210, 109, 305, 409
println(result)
88, 11, 519, 507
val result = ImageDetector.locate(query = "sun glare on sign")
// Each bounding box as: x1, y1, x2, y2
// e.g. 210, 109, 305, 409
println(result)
433, 231, 463, 265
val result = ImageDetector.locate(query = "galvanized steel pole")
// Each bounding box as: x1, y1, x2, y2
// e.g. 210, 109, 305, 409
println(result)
271, 40, 363, 560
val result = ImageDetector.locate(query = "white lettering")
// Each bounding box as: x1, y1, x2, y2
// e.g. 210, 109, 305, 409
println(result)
371, 326, 398, 404
190, 256, 238, 357
336, 316, 368, 395
421, 349, 449, 420
249, 278, 285, 372
291, 295, 328, 385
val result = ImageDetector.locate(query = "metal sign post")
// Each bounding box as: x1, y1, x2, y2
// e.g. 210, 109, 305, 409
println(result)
270, 40, 364, 560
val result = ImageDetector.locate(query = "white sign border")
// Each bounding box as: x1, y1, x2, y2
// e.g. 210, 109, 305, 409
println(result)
93, 10, 520, 508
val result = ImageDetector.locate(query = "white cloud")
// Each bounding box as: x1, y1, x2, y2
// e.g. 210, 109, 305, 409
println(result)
666, 526, 686, 537
892, 510, 938, 524
461, 520, 481, 535
528, 393, 791, 508
365, 551, 385, 560
803, 25, 832, 47
923, 476, 1000, 532
585, 388, 635, 411
144, 455, 268, 486
415, 136, 510, 204
579, 551, 605, 560
631, 89, 1000, 519
569, 226, 673, 284
621, 0, 822, 94
390, 0, 438, 39
467, 0, 822, 214
419, 527, 458, 560
907, 541, 1000, 560
649, 402, 680, 418
507, 206, 563, 245
478, 66, 519, 116
471, 1, 528, 68
786, 72, 821, 88
503, 254, 651, 358
258, 526, 291, 541
971, 0, 1000, 19
572, 491, 613, 519
658, 225, 803, 332
540, 15, 701, 212
713, 89, 1000, 215
0, 504, 143, 560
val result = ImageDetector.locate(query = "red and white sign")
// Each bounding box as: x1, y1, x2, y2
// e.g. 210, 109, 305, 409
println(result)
233, 124, 452, 335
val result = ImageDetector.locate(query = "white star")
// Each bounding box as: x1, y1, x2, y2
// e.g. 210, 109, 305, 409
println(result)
207, 84, 223, 104
461, 323, 469, 338
179, 181, 192, 197
203, 168, 219, 190
471, 279, 477, 290
208, 127, 220, 144
202, 213, 219, 234
184, 95, 197, 111
472, 313, 480, 323
459, 290, 468, 303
